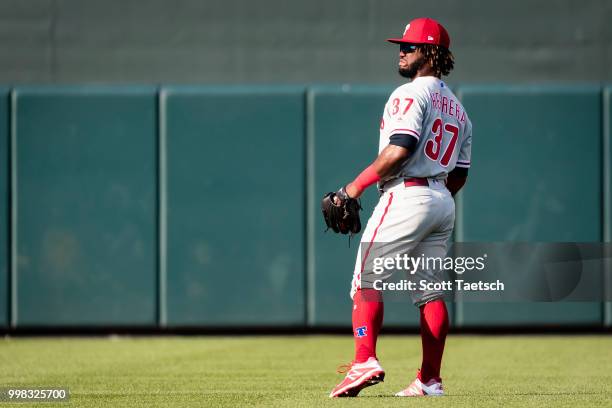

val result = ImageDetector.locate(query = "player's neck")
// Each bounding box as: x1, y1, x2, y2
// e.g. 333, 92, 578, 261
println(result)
412, 66, 438, 80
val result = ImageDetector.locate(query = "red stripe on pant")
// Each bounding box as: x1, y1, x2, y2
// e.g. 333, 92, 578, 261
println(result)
353, 192, 394, 292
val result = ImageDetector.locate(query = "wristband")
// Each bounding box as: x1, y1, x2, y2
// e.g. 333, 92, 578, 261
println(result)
352, 165, 380, 193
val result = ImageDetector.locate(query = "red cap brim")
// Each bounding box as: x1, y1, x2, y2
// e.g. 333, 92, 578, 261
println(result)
386, 38, 408, 44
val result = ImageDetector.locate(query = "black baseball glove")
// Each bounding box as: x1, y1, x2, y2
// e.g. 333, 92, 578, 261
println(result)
321, 187, 362, 234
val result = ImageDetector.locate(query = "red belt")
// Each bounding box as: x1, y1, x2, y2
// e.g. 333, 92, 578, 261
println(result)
404, 177, 429, 187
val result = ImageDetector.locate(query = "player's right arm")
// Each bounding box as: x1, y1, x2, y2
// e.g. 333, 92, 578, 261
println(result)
344, 87, 424, 199
344, 144, 412, 199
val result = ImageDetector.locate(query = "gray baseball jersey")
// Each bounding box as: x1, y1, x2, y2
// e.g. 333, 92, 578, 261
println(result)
378, 76, 472, 182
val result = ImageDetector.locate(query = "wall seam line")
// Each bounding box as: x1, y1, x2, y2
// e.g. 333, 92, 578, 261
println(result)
306, 89, 316, 327
9, 89, 16, 328
158, 88, 168, 328
603, 87, 611, 328
453, 86, 465, 328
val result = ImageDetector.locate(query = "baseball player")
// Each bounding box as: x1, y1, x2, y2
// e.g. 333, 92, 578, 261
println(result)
324, 17, 472, 397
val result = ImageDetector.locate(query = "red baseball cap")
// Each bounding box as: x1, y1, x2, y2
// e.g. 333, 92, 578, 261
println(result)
387, 17, 450, 49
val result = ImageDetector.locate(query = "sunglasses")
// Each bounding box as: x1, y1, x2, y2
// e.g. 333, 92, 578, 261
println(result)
399, 44, 418, 53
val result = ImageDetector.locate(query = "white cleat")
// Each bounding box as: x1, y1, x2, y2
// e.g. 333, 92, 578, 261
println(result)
395, 374, 444, 397
329, 357, 385, 398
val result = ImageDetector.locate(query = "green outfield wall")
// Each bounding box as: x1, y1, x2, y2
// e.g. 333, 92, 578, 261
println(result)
1, 84, 611, 330
455, 86, 603, 327
163, 87, 306, 326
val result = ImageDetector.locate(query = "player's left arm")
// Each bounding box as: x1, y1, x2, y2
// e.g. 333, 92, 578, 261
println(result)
446, 119, 473, 196
446, 167, 468, 196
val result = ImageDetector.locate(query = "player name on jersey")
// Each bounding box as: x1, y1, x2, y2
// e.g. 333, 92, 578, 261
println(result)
430, 91, 466, 123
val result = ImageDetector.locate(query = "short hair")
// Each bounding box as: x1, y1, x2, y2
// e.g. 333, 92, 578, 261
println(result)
419, 44, 454, 77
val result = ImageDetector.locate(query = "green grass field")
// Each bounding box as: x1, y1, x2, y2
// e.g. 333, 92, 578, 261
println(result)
1, 335, 610, 407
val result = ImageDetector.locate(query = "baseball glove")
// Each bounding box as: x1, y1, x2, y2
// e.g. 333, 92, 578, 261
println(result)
321, 187, 362, 235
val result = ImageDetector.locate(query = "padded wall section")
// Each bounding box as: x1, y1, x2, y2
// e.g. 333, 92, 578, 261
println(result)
457, 86, 602, 327
164, 87, 305, 326
15, 87, 157, 326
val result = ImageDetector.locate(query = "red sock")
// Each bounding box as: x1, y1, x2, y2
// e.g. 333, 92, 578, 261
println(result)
419, 299, 449, 382
352, 289, 384, 363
